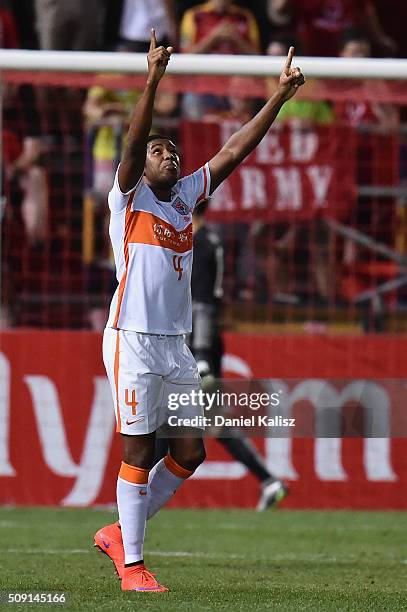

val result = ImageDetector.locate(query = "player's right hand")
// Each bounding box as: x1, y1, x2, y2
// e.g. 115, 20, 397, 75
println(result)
147, 28, 173, 85
278, 46, 305, 101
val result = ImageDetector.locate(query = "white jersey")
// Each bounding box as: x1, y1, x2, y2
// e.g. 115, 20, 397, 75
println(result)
106, 163, 211, 334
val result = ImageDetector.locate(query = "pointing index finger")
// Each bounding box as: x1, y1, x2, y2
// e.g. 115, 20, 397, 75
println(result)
149, 28, 157, 51
284, 46, 295, 75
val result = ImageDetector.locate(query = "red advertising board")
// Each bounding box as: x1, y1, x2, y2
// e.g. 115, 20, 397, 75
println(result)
182, 122, 357, 222
0, 331, 406, 509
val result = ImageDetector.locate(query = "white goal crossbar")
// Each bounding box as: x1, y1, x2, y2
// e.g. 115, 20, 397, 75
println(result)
0, 49, 407, 79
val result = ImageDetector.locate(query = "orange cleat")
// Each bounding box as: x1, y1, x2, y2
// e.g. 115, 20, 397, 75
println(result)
94, 521, 124, 579
121, 565, 168, 592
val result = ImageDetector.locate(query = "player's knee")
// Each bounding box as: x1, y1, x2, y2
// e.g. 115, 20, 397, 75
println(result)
123, 450, 155, 470
176, 444, 206, 472
122, 434, 156, 470
190, 445, 206, 470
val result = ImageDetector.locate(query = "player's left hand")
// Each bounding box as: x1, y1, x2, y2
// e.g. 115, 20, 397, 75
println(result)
278, 46, 305, 101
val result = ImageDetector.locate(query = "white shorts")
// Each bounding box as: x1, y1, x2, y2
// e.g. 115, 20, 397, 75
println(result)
103, 328, 202, 435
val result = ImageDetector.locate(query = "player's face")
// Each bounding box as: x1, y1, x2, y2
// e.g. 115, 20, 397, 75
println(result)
144, 139, 181, 188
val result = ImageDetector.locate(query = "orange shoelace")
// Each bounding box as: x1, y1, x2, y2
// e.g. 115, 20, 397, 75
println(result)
128, 566, 158, 586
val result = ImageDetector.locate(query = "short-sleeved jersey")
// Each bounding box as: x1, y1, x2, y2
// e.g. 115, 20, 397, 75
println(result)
106, 164, 211, 334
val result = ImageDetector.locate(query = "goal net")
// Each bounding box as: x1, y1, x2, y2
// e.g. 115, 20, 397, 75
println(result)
1, 51, 406, 333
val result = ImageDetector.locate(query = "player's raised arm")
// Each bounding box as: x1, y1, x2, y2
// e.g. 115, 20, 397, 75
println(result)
208, 46, 305, 193
118, 29, 173, 193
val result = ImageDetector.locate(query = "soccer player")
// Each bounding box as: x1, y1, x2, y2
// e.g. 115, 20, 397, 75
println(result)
94, 29, 304, 593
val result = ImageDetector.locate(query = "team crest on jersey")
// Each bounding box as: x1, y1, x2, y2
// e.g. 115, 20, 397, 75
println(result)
172, 197, 190, 216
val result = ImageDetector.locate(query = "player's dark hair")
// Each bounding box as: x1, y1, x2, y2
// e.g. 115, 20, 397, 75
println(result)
339, 27, 370, 53
146, 134, 177, 146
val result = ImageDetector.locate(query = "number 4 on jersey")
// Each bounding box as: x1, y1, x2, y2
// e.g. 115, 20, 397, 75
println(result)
172, 255, 183, 280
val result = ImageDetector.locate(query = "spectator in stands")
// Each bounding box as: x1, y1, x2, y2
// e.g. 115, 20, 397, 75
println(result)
180, 0, 261, 119
334, 28, 399, 289
5, 129, 48, 247
268, 36, 335, 126
1, 83, 48, 327
180, 0, 260, 55
0, 0, 19, 48
201, 76, 258, 123
84, 82, 141, 201
269, 0, 396, 57
266, 0, 297, 43
335, 27, 398, 129
117, 0, 177, 52
35, 0, 107, 50
3, 84, 48, 247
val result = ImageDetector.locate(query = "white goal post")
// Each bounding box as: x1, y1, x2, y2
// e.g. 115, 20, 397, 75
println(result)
0, 49, 407, 79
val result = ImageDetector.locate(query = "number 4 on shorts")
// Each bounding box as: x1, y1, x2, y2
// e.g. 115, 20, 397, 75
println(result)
125, 389, 138, 415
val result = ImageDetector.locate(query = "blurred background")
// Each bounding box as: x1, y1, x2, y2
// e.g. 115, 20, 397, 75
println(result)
0, 0, 406, 510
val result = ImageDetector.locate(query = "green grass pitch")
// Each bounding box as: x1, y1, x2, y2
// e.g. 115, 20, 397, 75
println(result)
1, 508, 406, 611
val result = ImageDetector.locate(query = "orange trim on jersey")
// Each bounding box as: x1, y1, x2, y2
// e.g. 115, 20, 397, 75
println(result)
164, 453, 194, 479
113, 268, 128, 329
127, 210, 193, 253
114, 331, 121, 433
112, 192, 135, 329
112, 194, 192, 328
196, 165, 208, 206
119, 461, 149, 485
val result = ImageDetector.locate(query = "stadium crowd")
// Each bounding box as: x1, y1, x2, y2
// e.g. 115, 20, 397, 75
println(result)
1, 0, 406, 330
2, 1, 406, 57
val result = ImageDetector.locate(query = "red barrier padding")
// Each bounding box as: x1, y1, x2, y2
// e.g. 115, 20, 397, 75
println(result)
0, 330, 406, 508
